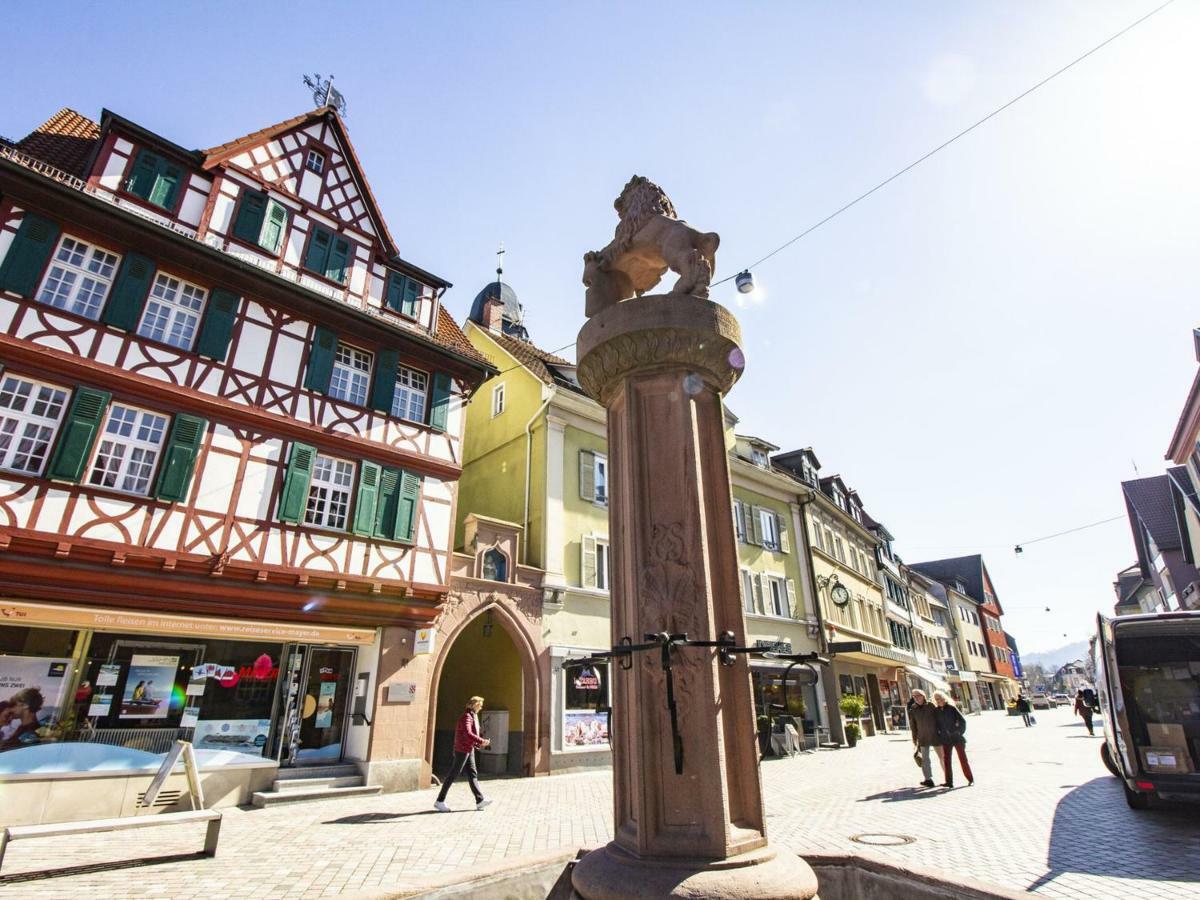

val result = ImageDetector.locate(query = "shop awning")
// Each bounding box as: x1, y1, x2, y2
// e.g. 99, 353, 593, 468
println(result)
904, 664, 951, 693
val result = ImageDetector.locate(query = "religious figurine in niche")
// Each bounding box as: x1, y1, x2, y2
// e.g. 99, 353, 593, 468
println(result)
583, 175, 720, 317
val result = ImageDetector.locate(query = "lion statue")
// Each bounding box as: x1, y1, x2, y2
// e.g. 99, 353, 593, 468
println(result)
583, 176, 720, 318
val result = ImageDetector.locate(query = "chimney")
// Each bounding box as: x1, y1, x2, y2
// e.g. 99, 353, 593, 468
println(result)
484, 293, 505, 333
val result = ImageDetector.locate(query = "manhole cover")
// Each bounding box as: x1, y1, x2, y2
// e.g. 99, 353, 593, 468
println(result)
850, 833, 916, 847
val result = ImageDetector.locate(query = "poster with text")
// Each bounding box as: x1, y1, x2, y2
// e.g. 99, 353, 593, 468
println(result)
0, 655, 72, 751
119, 654, 179, 719
193, 719, 271, 754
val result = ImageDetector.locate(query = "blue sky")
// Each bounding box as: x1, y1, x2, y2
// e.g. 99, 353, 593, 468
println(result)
5, 2, 1198, 652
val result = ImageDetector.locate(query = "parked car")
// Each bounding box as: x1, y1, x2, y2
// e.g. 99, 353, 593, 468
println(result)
1052, 693, 1071, 705
1031, 693, 1052, 709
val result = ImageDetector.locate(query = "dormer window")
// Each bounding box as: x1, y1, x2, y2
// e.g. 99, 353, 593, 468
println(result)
125, 148, 183, 212
850, 505, 862, 523
832, 487, 846, 511
305, 149, 325, 174
751, 448, 768, 467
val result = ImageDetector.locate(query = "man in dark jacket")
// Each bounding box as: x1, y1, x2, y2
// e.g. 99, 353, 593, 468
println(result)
909, 689, 942, 788
1015, 693, 1032, 727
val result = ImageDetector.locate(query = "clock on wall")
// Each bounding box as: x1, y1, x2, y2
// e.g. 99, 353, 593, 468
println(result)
830, 584, 851, 608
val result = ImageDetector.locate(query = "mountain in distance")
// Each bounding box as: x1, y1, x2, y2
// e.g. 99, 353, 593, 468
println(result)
1020, 640, 1089, 672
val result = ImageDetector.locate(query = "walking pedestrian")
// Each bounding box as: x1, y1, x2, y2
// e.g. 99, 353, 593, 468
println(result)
1014, 692, 1032, 727
908, 688, 943, 788
1074, 689, 1095, 736
933, 690, 974, 788
434, 695, 493, 811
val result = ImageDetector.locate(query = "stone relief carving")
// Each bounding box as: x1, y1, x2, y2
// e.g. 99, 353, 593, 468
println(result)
640, 522, 700, 638
583, 176, 720, 317
576, 325, 743, 403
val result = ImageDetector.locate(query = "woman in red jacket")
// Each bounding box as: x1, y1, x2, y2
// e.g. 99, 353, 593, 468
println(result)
434, 696, 492, 811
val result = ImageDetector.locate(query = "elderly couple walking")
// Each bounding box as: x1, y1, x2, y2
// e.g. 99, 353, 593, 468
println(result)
909, 689, 974, 788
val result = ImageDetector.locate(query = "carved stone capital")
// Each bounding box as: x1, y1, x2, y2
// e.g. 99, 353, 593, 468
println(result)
576, 293, 744, 404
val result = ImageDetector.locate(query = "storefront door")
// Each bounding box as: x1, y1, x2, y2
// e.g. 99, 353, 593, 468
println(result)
275, 645, 355, 767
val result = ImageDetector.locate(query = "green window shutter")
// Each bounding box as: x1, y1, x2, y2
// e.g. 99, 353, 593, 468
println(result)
401, 277, 420, 317
0, 213, 61, 297
352, 461, 382, 536
394, 470, 422, 543
579, 450, 596, 502
384, 272, 404, 312
125, 149, 160, 200
45, 387, 111, 482
278, 442, 317, 523
194, 288, 240, 361
100, 252, 155, 331
303, 326, 338, 393
303, 227, 331, 273
232, 191, 267, 244
370, 348, 398, 412
749, 507, 764, 546
374, 466, 401, 539
149, 160, 182, 210
261, 200, 288, 254
326, 235, 351, 283
785, 579, 798, 618
154, 413, 208, 502
778, 516, 790, 554
428, 373, 452, 431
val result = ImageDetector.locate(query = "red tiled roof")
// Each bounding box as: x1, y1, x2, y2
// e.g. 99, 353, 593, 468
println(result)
15, 108, 100, 176
488, 330, 573, 384
436, 305, 490, 368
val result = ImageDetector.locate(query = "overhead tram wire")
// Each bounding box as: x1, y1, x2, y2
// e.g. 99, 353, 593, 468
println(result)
479, 1, 1175, 370
1012, 515, 1125, 555
710, 0, 1177, 287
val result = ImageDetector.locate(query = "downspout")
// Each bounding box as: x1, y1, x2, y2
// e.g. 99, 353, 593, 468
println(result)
522, 393, 552, 565
798, 489, 845, 746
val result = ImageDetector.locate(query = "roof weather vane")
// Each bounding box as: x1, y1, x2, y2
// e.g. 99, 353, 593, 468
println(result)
302, 73, 347, 117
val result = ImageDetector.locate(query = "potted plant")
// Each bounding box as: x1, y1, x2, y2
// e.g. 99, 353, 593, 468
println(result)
839, 694, 867, 748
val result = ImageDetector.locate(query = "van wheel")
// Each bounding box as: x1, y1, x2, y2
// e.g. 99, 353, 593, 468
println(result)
1123, 783, 1152, 810
1101, 742, 1121, 777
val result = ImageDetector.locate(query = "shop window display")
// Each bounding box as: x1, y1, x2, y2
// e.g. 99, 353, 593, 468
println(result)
563, 662, 609, 751
0, 627, 283, 774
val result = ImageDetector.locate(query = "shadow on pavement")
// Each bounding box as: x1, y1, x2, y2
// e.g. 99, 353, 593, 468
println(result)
858, 786, 949, 803
324, 810, 445, 824
1029, 776, 1200, 891
0, 852, 204, 883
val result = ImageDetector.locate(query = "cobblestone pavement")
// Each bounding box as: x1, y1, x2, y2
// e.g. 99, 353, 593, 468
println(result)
1, 706, 1197, 898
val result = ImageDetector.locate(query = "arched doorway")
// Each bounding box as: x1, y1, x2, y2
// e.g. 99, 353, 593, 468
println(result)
431, 607, 527, 778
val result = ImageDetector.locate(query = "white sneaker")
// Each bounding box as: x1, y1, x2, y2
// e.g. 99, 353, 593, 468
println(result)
476, 798, 493, 810
434, 800, 450, 812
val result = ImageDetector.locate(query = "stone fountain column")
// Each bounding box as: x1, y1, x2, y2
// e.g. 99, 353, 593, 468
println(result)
572, 293, 818, 899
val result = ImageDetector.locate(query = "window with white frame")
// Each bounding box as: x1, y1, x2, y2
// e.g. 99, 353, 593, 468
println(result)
391, 365, 428, 422
329, 343, 372, 406
87, 403, 169, 495
37, 236, 120, 320
0, 375, 69, 475
491, 382, 505, 417
766, 576, 789, 617
759, 508, 779, 550
596, 538, 610, 591
305, 149, 325, 174
751, 448, 768, 467
304, 453, 355, 530
594, 453, 608, 505
137, 272, 206, 350
834, 536, 846, 563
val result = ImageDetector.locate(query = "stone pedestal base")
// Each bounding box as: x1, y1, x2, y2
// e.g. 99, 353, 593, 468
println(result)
572, 841, 819, 900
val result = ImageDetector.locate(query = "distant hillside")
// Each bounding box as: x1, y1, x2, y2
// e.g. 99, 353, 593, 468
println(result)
1020, 640, 1089, 671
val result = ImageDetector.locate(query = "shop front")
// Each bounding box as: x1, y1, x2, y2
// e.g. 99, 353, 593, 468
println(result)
949, 669, 981, 712
751, 660, 826, 753
0, 599, 376, 825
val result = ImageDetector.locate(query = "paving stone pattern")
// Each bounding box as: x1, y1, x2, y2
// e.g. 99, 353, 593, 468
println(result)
1, 707, 1197, 898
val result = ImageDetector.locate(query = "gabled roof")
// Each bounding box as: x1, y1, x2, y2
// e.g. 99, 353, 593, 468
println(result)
484, 328, 584, 394
435, 306, 489, 368
201, 106, 398, 258
1122, 475, 1182, 554
736, 435, 780, 452
774, 447, 821, 471
910, 555, 988, 606
14, 108, 100, 176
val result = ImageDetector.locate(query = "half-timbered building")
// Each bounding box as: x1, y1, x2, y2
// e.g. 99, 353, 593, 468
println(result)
0, 105, 493, 823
